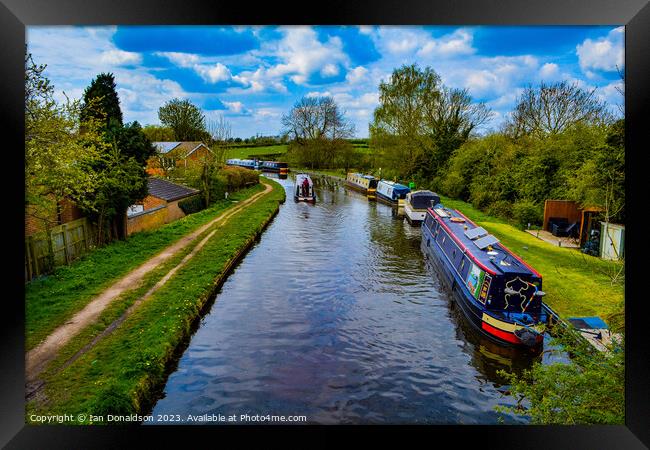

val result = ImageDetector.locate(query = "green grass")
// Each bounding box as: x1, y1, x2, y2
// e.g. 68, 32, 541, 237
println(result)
25, 184, 264, 351
28, 179, 285, 422
225, 144, 288, 159
438, 194, 624, 325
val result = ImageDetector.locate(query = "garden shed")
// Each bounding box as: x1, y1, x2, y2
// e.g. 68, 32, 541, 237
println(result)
542, 200, 603, 247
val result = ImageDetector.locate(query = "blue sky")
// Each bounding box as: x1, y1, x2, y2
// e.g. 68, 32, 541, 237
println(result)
27, 25, 624, 138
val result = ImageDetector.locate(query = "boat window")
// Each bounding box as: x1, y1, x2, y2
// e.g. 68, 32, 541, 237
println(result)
427, 239, 430, 247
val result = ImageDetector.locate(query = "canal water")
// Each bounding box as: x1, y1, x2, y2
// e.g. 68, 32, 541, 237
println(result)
150, 174, 563, 425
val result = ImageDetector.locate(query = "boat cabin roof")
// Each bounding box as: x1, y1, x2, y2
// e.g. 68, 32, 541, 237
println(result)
378, 180, 410, 192
427, 206, 541, 278
295, 173, 313, 183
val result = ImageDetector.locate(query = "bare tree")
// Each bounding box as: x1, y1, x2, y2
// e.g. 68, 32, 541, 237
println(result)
507, 81, 613, 138
615, 65, 625, 116
206, 114, 232, 165
282, 96, 355, 143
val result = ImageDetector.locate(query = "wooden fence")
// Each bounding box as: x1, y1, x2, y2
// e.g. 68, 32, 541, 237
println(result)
25, 217, 93, 281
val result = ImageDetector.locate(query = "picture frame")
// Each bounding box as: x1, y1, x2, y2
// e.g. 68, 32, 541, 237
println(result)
3, 0, 648, 446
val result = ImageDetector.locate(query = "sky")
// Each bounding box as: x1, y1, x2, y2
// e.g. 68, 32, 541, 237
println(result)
27, 25, 624, 138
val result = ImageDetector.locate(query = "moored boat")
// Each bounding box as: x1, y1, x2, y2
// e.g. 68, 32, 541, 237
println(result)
405, 190, 440, 225
294, 173, 316, 202
345, 173, 378, 199
260, 160, 289, 175
225, 158, 260, 170
421, 203, 547, 350
376, 180, 410, 207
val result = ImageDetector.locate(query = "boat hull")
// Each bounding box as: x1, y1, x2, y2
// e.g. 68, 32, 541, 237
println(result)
376, 191, 406, 207
294, 195, 316, 203
404, 204, 426, 225
344, 181, 376, 199
421, 223, 544, 350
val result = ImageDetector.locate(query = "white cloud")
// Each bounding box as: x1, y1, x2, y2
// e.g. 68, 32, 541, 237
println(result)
223, 101, 250, 115
99, 49, 142, 65
156, 52, 235, 84
539, 62, 560, 80
265, 27, 349, 85
417, 29, 474, 58
346, 66, 369, 84
576, 27, 624, 72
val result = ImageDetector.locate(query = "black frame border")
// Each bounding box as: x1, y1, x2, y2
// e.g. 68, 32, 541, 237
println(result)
2, 0, 648, 447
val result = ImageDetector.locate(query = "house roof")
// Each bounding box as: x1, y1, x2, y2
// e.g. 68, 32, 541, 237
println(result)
148, 177, 200, 202
152, 141, 210, 157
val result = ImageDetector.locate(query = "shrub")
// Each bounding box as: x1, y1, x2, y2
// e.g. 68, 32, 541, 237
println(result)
488, 200, 514, 219
512, 199, 542, 229
178, 195, 205, 215
217, 166, 259, 192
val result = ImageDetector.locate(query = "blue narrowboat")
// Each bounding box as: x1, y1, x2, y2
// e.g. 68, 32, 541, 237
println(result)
225, 158, 260, 170
421, 203, 547, 349
375, 180, 411, 207
260, 160, 289, 175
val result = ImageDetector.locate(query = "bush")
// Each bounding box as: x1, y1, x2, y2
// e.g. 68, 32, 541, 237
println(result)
217, 166, 259, 192
178, 195, 205, 215
488, 200, 514, 219
512, 199, 542, 229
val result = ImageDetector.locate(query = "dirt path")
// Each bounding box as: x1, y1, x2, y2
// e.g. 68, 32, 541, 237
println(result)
26, 181, 273, 383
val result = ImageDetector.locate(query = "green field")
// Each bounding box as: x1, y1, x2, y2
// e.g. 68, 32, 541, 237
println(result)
225, 144, 288, 159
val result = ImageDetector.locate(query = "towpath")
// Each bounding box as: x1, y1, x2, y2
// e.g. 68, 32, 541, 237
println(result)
26, 180, 273, 385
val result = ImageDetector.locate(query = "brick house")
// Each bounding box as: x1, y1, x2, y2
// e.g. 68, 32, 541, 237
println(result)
147, 141, 213, 176
126, 177, 200, 235
25, 197, 85, 237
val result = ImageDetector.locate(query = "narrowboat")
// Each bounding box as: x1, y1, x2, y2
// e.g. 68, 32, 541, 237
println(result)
225, 158, 260, 170
421, 203, 547, 349
294, 173, 316, 202
376, 180, 411, 207
405, 190, 440, 226
260, 160, 289, 175
345, 173, 378, 199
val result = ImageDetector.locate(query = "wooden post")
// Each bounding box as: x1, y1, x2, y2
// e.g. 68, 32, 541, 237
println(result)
25, 237, 33, 281
61, 224, 70, 265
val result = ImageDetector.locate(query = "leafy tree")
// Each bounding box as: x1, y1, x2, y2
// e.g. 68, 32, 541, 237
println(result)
505, 81, 612, 139
25, 52, 104, 240
497, 328, 624, 424
142, 124, 175, 142
158, 98, 209, 141
370, 64, 490, 182
81, 73, 123, 131
78, 75, 156, 242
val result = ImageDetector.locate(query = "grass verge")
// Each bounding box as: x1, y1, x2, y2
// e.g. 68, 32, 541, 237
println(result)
27, 179, 285, 422
26, 184, 264, 351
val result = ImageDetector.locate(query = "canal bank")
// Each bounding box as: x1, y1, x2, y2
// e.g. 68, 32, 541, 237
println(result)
26, 178, 286, 423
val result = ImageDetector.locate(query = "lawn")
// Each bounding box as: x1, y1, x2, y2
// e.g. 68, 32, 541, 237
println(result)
438, 194, 624, 328
25, 184, 265, 351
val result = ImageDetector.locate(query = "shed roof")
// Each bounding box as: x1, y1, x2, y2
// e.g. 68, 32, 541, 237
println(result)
148, 177, 200, 202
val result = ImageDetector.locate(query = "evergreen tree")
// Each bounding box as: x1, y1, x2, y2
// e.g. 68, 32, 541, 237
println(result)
81, 73, 123, 130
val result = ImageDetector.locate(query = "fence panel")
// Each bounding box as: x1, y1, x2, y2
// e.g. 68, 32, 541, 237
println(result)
25, 217, 93, 282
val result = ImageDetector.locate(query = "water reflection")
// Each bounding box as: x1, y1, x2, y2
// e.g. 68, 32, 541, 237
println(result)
149, 173, 554, 424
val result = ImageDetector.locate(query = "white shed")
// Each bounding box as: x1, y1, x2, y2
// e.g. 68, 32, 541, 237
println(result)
600, 222, 625, 260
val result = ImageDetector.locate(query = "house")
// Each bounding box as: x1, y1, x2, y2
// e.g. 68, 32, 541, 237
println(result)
147, 141, 213, 176
126, 177, 201, 236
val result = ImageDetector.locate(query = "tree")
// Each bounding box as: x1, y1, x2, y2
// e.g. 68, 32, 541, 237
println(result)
281, 96, 355, 169
80, 73, 123, 131
497, 328, 624, 424
158, 98, 209, 141
79, 75, 156, 242
25, 54, 104, 235
505, 81, 613, 139
370, 64, 490, 181
142, 124, 175, 142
